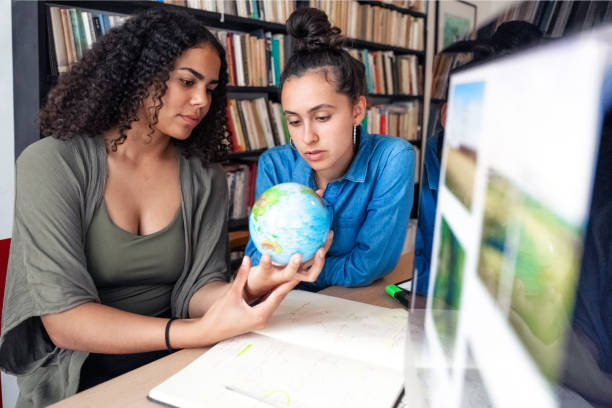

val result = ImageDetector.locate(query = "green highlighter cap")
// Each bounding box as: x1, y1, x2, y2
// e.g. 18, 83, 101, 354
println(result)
385, 284, 402, 297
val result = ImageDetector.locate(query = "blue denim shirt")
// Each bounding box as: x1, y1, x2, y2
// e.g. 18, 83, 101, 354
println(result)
414, 133, 441, 294
245, 129, 416, 289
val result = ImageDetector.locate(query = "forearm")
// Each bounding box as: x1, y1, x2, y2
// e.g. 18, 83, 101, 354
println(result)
188, 280, 230, 318
320, 252, 390, 287
41, 303, 210, 354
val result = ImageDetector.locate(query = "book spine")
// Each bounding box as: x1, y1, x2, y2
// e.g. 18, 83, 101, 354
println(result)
60, 9, 76, 68
68, 9, 83, 60
49, 7, 69, 73
80, 11, 93, 51
75, 10, 88, 55
91, 15, 103, 39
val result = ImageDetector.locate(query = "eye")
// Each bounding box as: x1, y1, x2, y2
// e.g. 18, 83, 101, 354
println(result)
315, 116, 330, 122
288, 120, 301, 127
180, 79, 195, 87
206, 88, 215, 94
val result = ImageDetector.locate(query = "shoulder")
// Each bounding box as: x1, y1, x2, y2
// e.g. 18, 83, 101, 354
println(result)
16, 136, 101, 183
181, 155, 226, 186
367, 134, 415, 164
257, 145, 300, 175
259, 145, 298, 166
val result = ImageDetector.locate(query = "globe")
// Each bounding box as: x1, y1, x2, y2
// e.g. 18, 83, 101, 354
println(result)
249, 182, 332, 265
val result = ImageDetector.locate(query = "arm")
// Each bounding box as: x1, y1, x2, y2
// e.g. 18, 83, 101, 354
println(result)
42, 257, 299, 353
317, 146, 416, 287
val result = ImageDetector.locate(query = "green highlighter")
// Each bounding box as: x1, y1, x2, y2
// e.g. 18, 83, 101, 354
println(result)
385, 279, 413, 309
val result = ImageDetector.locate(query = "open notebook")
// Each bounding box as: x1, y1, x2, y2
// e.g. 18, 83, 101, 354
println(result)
148, 290, 408, 408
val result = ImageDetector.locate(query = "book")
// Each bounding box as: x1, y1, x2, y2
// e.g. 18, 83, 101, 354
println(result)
148, 290, 407, 408
68, 9, 83, 60
49, 7, 69, 73
60, 8, 77, 67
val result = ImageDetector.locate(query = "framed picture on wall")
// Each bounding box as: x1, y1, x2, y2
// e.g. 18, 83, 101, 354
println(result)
436, 1, 477, 53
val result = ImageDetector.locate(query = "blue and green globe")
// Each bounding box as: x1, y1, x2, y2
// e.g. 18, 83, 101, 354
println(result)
249, 182, 332, 265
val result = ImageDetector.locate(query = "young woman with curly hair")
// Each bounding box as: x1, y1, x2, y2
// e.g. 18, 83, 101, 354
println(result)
0, 8, 329, 407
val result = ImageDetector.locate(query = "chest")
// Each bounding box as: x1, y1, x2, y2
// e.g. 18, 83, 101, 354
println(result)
104, 158, 181, 236
322, 181, 371, 254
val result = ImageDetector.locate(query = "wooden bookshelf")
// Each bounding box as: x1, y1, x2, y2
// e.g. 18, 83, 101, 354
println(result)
356, 0, 426, 18
21, 0, 430, 236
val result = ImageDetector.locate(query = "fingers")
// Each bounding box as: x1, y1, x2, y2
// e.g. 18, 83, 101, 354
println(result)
254, 278, 299, 316
296, 248, 325, 282
279, 253, 302, 281
231, 256, 251, 293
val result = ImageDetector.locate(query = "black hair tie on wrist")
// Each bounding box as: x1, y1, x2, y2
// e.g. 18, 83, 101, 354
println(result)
165, 317, 178, 353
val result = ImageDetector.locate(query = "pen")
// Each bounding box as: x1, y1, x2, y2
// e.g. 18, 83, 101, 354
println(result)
385, 284, 411, 309
224, 384, 286, 408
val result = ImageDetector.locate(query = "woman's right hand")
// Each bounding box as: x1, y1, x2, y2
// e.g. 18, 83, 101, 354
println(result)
194, 256, 298, 345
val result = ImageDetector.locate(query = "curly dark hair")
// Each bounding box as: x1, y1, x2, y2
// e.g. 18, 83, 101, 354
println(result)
40, 7, 231, 165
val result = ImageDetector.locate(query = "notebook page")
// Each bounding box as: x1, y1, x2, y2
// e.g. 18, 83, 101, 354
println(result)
255, 290, 408, 371
149, 332, 403, 408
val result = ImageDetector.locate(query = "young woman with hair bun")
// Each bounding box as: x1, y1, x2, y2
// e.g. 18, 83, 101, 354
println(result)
246, 7, 416, 290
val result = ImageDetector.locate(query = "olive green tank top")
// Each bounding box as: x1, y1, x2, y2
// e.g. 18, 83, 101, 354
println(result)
85, 201, 185, 317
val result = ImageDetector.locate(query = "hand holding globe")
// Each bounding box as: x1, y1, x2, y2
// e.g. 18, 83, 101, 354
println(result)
244, 183, 333, 301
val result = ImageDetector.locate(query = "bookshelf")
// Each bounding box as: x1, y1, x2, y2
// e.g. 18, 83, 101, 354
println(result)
16, 0, 429, 258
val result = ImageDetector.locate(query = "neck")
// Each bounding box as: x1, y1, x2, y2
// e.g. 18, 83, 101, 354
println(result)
104, 119, 173, 164
314, 148, 355, 191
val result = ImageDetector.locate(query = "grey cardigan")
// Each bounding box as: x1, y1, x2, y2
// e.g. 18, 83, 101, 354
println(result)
0, 136, 230, 407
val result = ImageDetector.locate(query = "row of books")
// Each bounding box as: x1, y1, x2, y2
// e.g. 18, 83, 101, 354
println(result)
348, 50, 422, 95
47, 7, 128, 73
365, 102, 420, 142
163, 0, 297, 25
214, 24, 422, 92
310, 0, 424, 50
163, 0, 424, 49
224, 161, 257, 221
211, 29, 292, 87
227, 97, 289, 152
49, 6, 422, 96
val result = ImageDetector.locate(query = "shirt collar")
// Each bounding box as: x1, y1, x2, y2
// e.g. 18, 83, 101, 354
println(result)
344, 127, 372, 183
291, 127, 372, 186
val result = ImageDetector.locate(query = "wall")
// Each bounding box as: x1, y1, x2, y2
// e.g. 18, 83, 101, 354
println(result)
475, 0, 517, 28
1, 0, 16, 406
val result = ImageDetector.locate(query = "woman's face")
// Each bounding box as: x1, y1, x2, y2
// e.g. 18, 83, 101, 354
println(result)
281, 70, 365, 179
148, 43, 221, 140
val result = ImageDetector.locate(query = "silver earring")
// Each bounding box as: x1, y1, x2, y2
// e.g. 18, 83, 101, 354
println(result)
352, 126, 357, 145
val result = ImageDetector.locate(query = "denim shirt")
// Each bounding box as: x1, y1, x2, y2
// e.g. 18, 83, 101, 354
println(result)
245, 129, 416, 289
414, 133, 441, 294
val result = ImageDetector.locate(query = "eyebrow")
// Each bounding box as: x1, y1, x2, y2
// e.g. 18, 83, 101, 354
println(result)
178, 67, 203, 80
177, 67, 220, 87
284, 104, 336, 115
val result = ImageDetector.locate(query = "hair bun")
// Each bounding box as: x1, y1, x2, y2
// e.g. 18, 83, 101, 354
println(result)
286, 8, 344, 53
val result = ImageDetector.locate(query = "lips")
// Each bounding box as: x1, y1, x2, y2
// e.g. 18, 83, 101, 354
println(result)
304, 150, 325, 161
180, 114, 200, 127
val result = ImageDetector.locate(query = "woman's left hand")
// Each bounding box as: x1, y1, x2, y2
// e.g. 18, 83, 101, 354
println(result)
245, 230, 333, 302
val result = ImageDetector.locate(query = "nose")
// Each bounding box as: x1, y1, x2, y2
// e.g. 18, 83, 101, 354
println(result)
191, 88, 210, 109
302, 121, 318, 145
